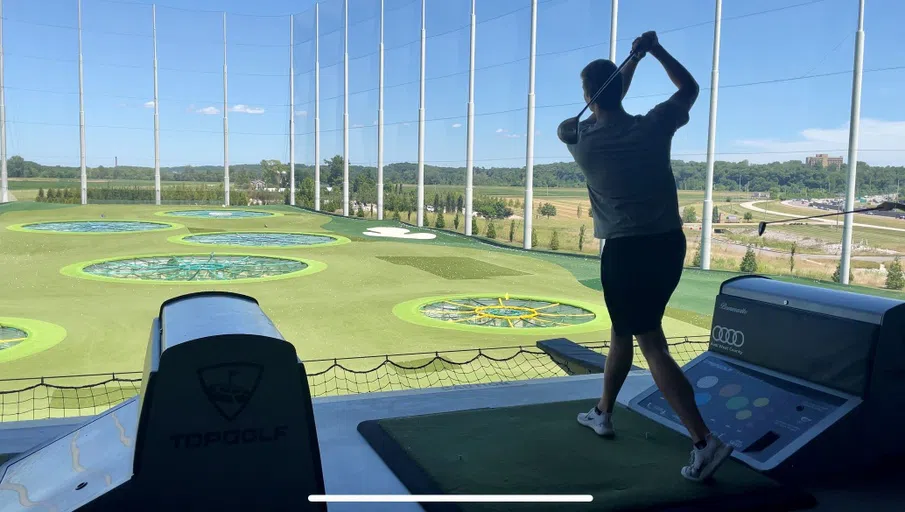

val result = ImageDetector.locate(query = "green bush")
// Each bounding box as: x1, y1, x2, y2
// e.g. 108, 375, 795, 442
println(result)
486, 220, 496, 239
539, 203, 557, 218
886, 256, 904, 290
509, 220, 516, 242
682, 206, 697, 223
549, 230, 560, 250
832, 261, 854, 283
739, 247, 758, 273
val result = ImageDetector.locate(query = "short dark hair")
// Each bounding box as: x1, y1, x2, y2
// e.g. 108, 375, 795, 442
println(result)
581, 59, 622, 110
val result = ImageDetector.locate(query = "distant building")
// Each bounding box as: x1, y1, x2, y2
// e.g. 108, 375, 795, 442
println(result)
250, 180, 265, 190
806, 153, 844, 168
751, 192, 771, 199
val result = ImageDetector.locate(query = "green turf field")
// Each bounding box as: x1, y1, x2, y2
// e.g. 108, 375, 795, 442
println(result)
0, 202, 898, 386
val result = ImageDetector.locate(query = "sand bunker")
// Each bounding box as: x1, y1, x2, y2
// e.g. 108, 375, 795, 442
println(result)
363, 227, 436, 240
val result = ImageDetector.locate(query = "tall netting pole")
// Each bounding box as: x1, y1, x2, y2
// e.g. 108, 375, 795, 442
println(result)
289, 15, 296, 206
523, 0, 537, 250
609, 0, 617, 61
464, 0, 476, 236
78, 0, 87, 205
416, 0, 426, 227
152, 4, 161, 205
222, 13, 230, 207
0, 0, 7, 204
840, 0, 866, 285
377, 0, 385, 220
342, 0, 350, 217
700, 0, 722, 270
314, 3, 321, 211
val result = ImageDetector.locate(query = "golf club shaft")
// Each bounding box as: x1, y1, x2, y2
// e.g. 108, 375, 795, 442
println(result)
767, 206, 878, 225
577, 52, 638, 119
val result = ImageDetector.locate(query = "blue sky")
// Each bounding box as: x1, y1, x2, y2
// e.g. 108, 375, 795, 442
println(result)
4, 0, 905, 170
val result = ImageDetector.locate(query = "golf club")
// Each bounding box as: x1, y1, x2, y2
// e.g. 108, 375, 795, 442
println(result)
757, 201, 905, 236
557, 51, 640, 145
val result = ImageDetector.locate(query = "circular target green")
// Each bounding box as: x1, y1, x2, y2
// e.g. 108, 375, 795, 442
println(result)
6, 220, 184, 235
0, 318, 67, 363
155, 209, 282, 219
61, 253, 325, 284
168, 231, 350, 249
393, 294, 610, 335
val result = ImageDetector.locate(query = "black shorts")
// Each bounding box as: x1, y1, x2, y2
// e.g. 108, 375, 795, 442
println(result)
600, 229, 686, 337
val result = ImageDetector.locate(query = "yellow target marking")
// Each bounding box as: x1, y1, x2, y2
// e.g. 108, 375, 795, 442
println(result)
418, 296, 598, 330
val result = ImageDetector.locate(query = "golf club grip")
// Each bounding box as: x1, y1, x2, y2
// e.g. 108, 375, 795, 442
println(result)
577, 52, 639, 118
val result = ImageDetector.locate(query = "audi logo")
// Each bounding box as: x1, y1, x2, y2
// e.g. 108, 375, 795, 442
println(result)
711, 326, 744, 347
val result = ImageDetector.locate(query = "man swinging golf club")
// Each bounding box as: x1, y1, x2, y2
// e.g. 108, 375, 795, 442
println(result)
563, 31, 733, 482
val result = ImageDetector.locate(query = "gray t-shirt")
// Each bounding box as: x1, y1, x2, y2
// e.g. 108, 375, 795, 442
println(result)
567, 97, 689, 240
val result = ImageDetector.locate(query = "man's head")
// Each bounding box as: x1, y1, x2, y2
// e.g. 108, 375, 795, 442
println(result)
581, 59, 622, 113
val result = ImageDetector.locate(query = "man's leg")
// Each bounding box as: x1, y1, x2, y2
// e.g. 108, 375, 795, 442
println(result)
637, 327, 733, 482
635, 327, 708, 442
578, 240, 628, 438
598, 327, 634, 414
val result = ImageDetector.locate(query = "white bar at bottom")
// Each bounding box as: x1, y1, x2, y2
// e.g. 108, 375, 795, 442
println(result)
309, 495, 593, 503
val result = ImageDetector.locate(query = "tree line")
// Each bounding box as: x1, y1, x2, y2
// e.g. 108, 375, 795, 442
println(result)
37, 185, 250, 206
8, 154, 904, 198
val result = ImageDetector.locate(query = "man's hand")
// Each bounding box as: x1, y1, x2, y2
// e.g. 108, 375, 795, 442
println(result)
632, 31, 660, 57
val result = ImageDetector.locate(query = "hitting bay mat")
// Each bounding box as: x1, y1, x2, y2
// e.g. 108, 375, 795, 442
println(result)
358, 400, 816, 512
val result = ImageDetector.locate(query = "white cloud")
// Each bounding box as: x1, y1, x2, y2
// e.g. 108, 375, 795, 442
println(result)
352, 123, 365, 128
732, 118, 905, 166
495, 128, 504, 133
196, 106, 220, 115
402, 122, 411, 127
495, 128, 519, 139
229, 104, 266, 114
295, 110, 308, 117
452, 123, 462, 128
144, 100, 155, 108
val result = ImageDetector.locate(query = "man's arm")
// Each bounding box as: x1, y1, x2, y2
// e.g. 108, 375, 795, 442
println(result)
649, 44, 699, 109
620, 56, 641, 100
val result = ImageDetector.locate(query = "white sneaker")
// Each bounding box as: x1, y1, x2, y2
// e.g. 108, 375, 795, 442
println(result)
681, 435, 734, 482
577, 407, 615, 438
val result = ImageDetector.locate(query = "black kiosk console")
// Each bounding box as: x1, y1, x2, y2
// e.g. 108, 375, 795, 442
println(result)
629, 275, 905, 483
0, 292, 326, 512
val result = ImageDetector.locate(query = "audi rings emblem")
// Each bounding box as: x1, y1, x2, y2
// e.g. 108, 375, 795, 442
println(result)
711, 326, 745, 347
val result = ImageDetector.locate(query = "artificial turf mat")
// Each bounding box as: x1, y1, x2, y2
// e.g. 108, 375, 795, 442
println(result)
377, 256, 529, 280
358, 399, 816, 512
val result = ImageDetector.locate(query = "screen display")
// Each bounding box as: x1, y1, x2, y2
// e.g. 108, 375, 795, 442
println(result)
635, 356, 846, 463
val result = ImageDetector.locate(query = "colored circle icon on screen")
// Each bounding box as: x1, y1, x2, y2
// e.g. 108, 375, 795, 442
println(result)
694, 393, 712, 406
736, 410, 753, 420
726, 396, 749, 410
753, 397, 770, 407
696, 376, 719, 389
719, 384, 742, 398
